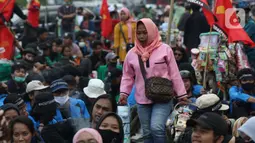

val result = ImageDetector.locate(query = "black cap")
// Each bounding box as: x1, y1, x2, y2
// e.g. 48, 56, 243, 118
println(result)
64, 33, 73, 39
186, 112, 228, 136
22, 48, 37, 56
33, 92, 57, 114
4, 94, 25, 109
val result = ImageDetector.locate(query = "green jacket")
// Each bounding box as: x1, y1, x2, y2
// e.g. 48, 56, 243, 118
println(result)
45, 54, 63, 67
97, 65, 122, 81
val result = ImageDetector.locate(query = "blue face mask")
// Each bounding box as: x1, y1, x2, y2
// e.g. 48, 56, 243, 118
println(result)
14, 76, 26, 83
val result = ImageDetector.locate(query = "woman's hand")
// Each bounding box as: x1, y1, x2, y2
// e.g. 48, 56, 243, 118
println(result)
178, 97, 191, 105
119, 94, 128, 105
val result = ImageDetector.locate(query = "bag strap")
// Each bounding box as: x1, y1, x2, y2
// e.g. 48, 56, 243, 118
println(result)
119, 23, 127, 44
138, 55, 147, 81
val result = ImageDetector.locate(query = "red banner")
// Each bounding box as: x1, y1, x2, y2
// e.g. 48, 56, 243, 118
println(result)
0, 0, 15, 25
100, 0, 112, 38
0, 26, 14, 60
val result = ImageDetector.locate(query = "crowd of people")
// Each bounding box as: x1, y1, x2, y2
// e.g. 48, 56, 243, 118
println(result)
0, 0, 255, 143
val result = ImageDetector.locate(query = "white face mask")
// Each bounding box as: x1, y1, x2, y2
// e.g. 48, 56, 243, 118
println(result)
79, 42, 86, 47
54, 93, 69, 106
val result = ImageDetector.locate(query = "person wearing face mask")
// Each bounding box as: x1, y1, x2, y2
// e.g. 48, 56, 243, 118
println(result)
96, 112, 124, 143
77, 31, 93, 57
7, 62, 28, 95
229, 68, 255, 119
97, 52, 122, 81
50, 79, 90, 119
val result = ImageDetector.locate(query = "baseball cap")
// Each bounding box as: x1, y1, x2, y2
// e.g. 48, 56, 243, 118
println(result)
33, 92, 57, 114
83, 79, 106, 98
196, 94, 229, 111
105, 52, 119, 62
64, 33, 73, 39
180, 70, 192, 79
186, 112, 228, 136
26, 80, 49, 93
50, 79, 69, 93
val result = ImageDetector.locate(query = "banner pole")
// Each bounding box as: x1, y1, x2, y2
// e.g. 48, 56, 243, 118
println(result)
166, 0, 175, 45
202, 26, 213, 89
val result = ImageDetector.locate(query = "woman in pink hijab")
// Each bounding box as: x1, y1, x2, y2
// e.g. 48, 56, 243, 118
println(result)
73, 128, 103, 143
113, 7, 136, 62
119, 18, 188, 143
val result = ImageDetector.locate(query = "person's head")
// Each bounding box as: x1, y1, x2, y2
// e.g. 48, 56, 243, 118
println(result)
32, 92, 57, 125
40, 42, 52, 56
96, 112, 124, 143
91, 94, 117, 126
52, 38, 63, 53
140, 5, 146, 13
63, 33, 73, 45
10, 116, 35, 143
196, 94, 229, 112
238, 117, 255, 142
37, 28, 48, 41
26, 80, 49, 104
136, 18, 160, 47
62, 45, 72, 58
120, 7, 130, 21
237, 68, 255, 92
173, 47, 188, 63
105, 52, 119, 67
4, 94, 28, 116
187, 112, 228, 143
62, 75, 76, 90
251, 7, 255, 19
73, 128, 103, 143
180, 70, 194, 92
64, 0, 72, 5
77, 7, 83, 15
83, 79, 106, 101
50, 79, 69, 106
92, 40, 103, 55
1, 103, 20, 124
232, 117, 248, 137
190, 3, 200, 12
11, 62, 27, 83
108, 68, 122, 90
22, 48, 37, 63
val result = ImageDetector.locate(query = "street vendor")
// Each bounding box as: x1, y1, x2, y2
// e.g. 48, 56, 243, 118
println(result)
229, 68, 255, 119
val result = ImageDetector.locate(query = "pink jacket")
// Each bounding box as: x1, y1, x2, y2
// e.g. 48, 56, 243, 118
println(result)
120, 44, 187, 104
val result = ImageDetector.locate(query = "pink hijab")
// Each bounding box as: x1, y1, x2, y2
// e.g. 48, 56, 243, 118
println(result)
120, 7, 135, 43
73, 128, 103, 143
134, 18, 162, 62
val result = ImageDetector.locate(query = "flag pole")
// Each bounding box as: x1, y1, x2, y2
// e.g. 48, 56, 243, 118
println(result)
202, 25, 213, 89
166, 0, 175, 45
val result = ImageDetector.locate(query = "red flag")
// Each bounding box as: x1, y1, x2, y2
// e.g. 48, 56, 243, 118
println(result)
187, 0, 216, 26
0, 26, 14, 60
100, 0, 112, 38
0, 0, 16, 25
214, 0, 255, 47
27, 0, 41, 28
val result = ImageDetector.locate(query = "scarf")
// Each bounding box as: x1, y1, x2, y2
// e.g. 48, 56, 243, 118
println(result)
134, 18, 162, 62
73, 128, 103, 143
120, 7, 135, 43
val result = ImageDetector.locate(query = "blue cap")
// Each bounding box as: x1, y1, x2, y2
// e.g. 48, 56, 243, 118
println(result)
50, 79, 68, 93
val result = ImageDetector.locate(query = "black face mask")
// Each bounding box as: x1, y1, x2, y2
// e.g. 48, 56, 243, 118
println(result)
241, 83, 254, 91
98, 129, 122, 143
